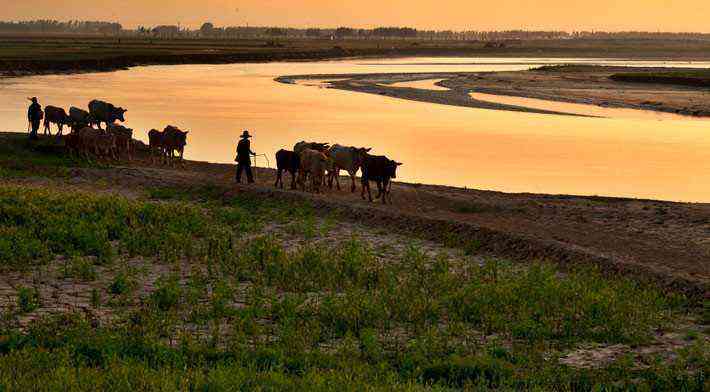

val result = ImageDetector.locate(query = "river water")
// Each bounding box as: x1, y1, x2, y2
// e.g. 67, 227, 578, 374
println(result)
1, 57, 709, 202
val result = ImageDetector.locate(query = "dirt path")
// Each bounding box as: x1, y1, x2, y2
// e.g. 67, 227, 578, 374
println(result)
9, 155, 707, 298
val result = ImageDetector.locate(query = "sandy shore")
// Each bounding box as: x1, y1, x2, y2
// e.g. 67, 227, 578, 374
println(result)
278, 65, 710, 117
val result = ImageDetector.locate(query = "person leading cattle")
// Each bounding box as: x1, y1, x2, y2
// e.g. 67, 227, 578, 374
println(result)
27, 97, 43, 140
235, 130, 256, 184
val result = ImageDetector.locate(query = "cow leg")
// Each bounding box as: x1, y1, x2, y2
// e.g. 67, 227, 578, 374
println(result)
381, 179, 390, 204
349, 170, 357, 193
333, 168, 341, 191
297, 171, 305, 191
289, 170, 297, 190
361, 178, 372, 202
275, 169, 282, 188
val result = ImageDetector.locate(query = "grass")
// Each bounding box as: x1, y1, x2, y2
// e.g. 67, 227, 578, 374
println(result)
0, 185, 705, 390
16, 286, 40, 313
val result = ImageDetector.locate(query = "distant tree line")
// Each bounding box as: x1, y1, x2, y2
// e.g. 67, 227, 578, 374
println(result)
0, 20, 121, 34
3, 20, 710, 42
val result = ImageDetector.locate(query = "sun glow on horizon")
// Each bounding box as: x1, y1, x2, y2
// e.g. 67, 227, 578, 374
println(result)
3, 0, 710, 33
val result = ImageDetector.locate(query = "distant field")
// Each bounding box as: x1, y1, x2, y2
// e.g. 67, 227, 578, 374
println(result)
4, 35, 710, 76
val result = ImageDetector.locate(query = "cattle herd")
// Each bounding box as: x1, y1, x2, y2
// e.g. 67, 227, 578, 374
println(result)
276, 142, 402, 204
38, 99, 402, 204
41, 100, 189, 165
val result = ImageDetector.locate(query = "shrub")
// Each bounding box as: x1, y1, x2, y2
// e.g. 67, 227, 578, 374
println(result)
17, 286, 41, 313
150, 275, 182, 311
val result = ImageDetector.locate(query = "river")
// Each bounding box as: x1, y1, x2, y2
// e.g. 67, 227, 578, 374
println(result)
1, 57, 709, 202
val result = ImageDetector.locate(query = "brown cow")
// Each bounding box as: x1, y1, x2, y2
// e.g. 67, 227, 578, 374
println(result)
294, 141, 329, 154
73, 127, 117, 160
107, 123, 134, 160
148, 129, 165, 163
69, 107, 94, 132
298, 148, 328, 193
162, 125, 189, 165
327, 144, 372, 192
43, 106, 71, 136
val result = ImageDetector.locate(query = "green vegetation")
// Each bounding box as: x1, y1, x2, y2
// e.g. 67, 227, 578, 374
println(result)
16, 286, 41, 313
0, 185, 705, 390
0, 133, 87, 178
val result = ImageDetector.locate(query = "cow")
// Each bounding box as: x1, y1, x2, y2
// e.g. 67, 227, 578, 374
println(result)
72, 127, 117, 160
294, 141, 329, 154
43, 106, 71, 136
88, 100, 127, 129
360, 154, 403, 204
69, 107, 94, 132
107, 123, 134, 160
162, 125, 189, 165
298, 148, 328, 193
327, 144, 372, 192
148, 129, 165, 163
63, 132, 80, 156
293, 142, 330, 186
275, 149, 300, 189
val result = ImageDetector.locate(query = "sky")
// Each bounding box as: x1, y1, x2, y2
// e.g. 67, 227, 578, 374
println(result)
3, 0, 710, 32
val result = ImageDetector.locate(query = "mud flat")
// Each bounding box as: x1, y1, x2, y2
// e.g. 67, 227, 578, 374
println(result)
279, 65, 710, 118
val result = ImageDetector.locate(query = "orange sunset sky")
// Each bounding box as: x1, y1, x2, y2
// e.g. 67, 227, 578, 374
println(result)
2, 0, 709, 32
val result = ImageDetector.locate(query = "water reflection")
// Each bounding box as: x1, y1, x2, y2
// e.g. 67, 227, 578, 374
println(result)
0, 57, 708, 202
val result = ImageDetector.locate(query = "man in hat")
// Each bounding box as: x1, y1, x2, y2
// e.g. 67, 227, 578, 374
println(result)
235, 130, 256, 184
27, 97, 43, 140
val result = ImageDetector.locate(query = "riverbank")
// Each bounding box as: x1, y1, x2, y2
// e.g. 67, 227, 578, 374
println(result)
2, 132, 708, 300
6, 35, 710, 78
279, 65, 710, 117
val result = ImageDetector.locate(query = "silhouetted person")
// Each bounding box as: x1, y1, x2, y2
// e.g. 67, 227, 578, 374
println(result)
235, 130, 256, 184
27, 97, 42, 140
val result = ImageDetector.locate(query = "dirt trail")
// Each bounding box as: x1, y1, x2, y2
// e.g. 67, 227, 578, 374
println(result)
15, 155, 706, 298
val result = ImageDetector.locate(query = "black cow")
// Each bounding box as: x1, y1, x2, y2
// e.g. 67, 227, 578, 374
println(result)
88, 100, 127, 129
360, 154, 402, 204
69, 107, 94, 132
275, 149, 301, 189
